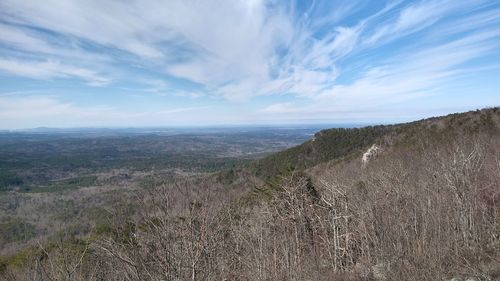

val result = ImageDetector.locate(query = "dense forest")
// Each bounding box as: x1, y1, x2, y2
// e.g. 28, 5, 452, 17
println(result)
0, 108, 499, 281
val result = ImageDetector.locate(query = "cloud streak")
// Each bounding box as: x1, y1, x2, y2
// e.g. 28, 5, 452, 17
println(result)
0, 0, 499, 127
0, 95, 211, 129
0, 58, 111, 86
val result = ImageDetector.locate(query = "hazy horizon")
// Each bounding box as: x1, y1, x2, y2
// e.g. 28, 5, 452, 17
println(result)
1, 106, 497, 131
1, 122, 370, 132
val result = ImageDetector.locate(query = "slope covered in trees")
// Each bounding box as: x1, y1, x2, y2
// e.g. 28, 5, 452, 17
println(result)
1, 108, 499, 281
251, 125, 390, 179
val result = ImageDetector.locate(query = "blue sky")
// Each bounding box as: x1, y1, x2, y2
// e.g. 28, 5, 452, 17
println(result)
0, 0, 499, 129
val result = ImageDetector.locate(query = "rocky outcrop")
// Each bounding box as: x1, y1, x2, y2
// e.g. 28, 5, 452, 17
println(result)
362, 144, 381, 164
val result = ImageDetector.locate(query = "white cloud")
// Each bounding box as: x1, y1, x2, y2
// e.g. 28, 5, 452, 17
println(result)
259, 102, 299, 114
0, 96, 73, 119
0, 0, 339, 99
0, 0, 499, 126
364, 0, 485, 46
429, 6, 500, 38
328, 31, 498, 109
0, 95, 210, 129
257, 27, 500, 121
0, 23, 109, 62
1, 0, 489, 99
0, 58, 111, 86
0, 0, 167, 59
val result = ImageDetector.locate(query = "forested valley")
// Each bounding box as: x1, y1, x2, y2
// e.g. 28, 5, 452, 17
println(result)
1, 108, 499, 281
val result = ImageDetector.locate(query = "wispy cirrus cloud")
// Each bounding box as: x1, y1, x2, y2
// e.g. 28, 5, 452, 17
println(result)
259, 27, 500, 121
0, 0, 499, 127
364, 0, 470, 45
0, 58, 111, 86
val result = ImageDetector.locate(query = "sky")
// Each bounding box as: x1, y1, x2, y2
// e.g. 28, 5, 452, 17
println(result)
0, 0, 499, 129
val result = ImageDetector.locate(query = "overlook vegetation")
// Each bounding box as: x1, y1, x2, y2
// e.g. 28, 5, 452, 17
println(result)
0, 108, 499, 280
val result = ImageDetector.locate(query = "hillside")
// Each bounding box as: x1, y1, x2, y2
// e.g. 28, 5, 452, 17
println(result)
250, 125, 390, 179
1, 108, 499, 281
252, 107, 499, 179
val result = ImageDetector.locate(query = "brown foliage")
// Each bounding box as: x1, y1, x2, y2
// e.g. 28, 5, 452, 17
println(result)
3, 110, 499, 281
